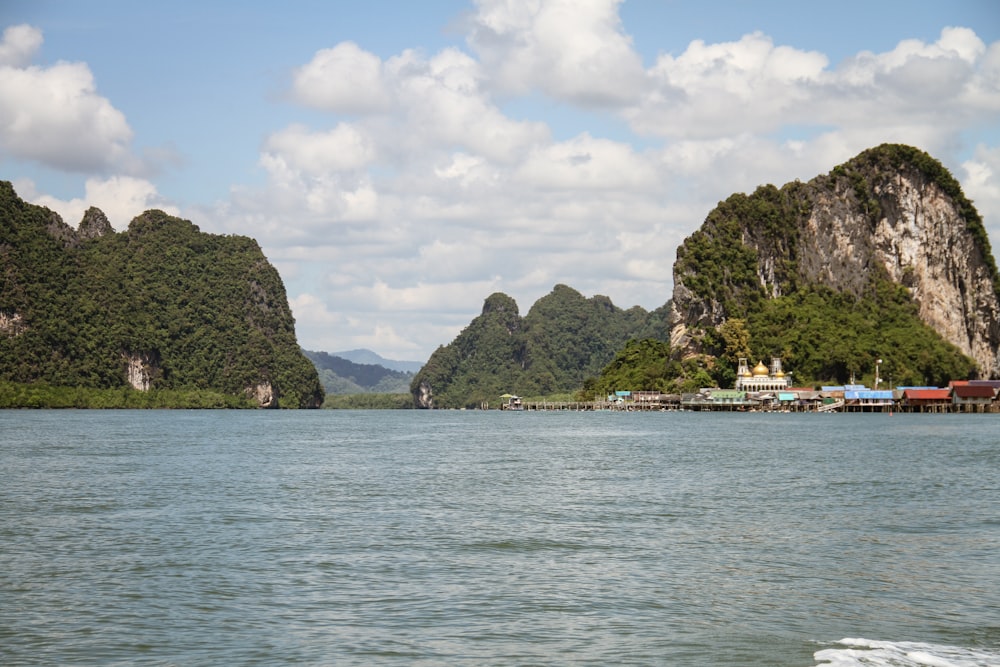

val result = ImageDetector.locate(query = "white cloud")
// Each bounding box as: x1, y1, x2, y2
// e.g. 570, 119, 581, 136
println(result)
288, 292, 340, 326
629, 32, 828, 138
467, 0, 646, 106
264, 123, 376, 174
0, 24, 42, 67
289, 284, 493, 360
252, 151, 380, 222
365, 278, 504, 312
0, 26, 133, 172
515, 132, 655, 191
292, 41, 391, 113
388, 47, 550, 162
962, 144, 1000, 244
434, 152, 495, 188
626, 27, 1000, 141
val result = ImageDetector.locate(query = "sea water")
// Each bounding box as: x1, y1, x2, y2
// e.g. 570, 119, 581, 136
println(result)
1, 410, 998, 666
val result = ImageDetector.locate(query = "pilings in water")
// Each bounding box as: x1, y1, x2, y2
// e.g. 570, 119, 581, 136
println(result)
505, 400, 997, 413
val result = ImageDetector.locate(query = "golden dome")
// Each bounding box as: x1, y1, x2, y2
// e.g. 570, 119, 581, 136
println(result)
775, 370, 785, 378
752, 361, 769, 377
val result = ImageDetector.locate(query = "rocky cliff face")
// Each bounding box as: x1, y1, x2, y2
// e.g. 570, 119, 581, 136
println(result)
122, 351, 158, 392
671, 144, 1000, 380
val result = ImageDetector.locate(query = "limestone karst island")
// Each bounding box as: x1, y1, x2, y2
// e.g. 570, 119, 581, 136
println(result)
2, 144, 999, 410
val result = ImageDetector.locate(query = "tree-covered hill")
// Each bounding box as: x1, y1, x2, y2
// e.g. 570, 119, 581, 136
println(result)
0, 181, 323, 408
410, 285, 670, 408
666, 143, 993, 389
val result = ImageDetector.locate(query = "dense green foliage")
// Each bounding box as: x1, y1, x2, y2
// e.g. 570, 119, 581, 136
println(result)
601, 144, 987, 391
577, 338, 673, 398
674, 181, 810, 314
0, 381, 255, 408
744, 281, 976, 387
522, 287, 666, 393
411, 286, 669, 408
582, 340, 739, 397
304, 349, 414, 395
0, 182, 323, 407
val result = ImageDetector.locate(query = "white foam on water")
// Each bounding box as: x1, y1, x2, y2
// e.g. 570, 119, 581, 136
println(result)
814, 638, 1000, 667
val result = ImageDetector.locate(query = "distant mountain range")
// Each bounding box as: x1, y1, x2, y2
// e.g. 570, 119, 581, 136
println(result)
332, 349, 424, 373
304, 349, 423, 395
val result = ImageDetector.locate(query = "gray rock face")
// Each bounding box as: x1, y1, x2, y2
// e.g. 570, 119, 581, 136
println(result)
78, 207, 114, 240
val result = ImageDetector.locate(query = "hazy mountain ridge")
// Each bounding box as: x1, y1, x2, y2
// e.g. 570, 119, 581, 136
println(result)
331, 349, 424, 374
304, 349, 414, 394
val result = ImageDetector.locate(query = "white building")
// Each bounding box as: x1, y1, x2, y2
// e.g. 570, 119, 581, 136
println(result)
735, 357, 790, 392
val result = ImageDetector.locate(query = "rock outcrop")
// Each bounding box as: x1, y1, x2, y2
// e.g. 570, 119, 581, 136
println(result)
122, 351, 159, 392
78, 206, 113, 240
0, 310, 24, 337
246, 381, 279, 409
670, 144, 1000, 380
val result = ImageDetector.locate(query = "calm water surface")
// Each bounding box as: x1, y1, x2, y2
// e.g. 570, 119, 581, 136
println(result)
1, 410, 998, 666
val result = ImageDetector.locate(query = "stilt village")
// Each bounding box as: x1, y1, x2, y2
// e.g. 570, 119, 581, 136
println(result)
500, 357, 1000, 413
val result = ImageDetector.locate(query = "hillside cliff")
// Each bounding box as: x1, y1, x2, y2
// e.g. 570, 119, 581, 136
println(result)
411, 285, 670, 408
670, 144, 999, 384
0, 182, 324, 407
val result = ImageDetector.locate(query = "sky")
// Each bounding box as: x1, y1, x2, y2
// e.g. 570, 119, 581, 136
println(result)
2, 0, 999, 362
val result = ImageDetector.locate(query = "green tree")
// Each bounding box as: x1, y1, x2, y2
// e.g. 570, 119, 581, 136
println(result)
580, 338, 672, 398
718, 318, 753, 364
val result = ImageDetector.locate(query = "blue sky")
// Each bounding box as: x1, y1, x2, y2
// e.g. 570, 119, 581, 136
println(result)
2, 0, 999, 361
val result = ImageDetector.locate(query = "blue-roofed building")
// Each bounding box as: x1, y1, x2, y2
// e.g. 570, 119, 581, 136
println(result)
844, 389, 895, 411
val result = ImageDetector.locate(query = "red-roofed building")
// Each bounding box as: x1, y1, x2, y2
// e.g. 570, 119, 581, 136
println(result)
904, 388, 952, 412
952, 384, 996, 412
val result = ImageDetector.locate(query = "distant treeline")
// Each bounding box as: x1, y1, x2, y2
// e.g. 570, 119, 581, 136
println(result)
0, 382, 255, 409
